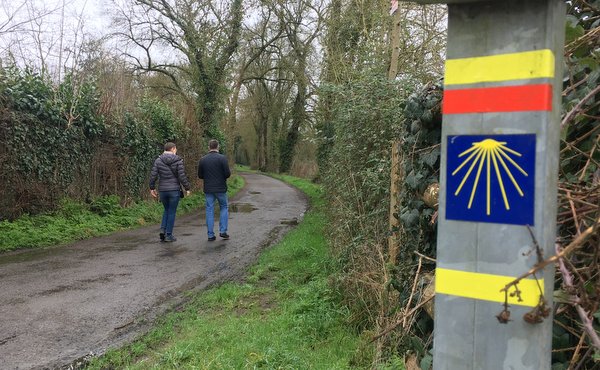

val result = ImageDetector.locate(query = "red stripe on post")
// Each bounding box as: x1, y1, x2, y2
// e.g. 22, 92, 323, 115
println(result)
442, 84, 553, 114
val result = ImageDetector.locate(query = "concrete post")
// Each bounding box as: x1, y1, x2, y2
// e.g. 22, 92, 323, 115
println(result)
399, 0, 565, 369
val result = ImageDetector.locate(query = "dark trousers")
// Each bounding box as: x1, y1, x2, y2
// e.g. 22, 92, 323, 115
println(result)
159, 190, 180, 236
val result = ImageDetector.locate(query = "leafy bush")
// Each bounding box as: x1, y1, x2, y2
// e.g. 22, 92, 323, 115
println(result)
2, 69, 104, 182
319, 2, 599, 367
0, 175, 244, 252
551, 2, 600, 368
138, 96, 184, 143
121, 97, 189, 198
0, 67, 105, 218
89, 195, 121, 216
121, 112, 160, 198
318, 73, 416, 330
396, 82, 442, 259
0, 66, 194, 219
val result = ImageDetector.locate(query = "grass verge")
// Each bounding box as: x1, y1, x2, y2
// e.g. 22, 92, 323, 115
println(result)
0, 175, 244, 253
84, 174, 361, 369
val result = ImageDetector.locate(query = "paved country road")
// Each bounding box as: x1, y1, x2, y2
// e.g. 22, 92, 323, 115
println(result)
0, 173, 308, 370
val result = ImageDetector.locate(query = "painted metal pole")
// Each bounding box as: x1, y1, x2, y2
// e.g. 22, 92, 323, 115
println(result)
399, 0, 566, 369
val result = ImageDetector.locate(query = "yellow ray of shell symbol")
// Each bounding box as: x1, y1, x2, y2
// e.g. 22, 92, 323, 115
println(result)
452, 139, 529, 215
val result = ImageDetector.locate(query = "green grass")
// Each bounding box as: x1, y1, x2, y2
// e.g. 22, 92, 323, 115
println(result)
84, 174, 361, 370
0, 175, 244, 253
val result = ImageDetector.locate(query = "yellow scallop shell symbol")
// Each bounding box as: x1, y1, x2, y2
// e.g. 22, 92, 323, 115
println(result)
452, 139, 528, 215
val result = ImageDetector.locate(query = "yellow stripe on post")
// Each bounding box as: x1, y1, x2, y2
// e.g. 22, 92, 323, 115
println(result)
435, 267, 543, 307
444, 49, 555, 85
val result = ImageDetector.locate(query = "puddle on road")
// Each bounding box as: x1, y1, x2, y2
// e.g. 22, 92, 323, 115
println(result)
229, 203, 258, 213
100, 243, 138, 251
113, 235, 140, 243
198, 243, 227, 255
33, 274, 129, 297
280, 218, 298, 225
195, 202, 257, 216
0, 239, 141, 267
158, 247, 187, 258
0, 247, 71, 266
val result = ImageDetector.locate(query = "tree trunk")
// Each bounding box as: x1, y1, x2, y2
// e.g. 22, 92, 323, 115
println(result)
279, 52, 307, 173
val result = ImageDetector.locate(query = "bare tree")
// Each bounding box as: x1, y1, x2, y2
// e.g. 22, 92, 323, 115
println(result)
393, 3, 447, 81
225, 3, 285, 162
0, 0, 33, 35
111, 0, 243, 137
0, 0, 99, 81
0, 0, 60, 74
270, 0, 325, 173
244, 37, 294, 171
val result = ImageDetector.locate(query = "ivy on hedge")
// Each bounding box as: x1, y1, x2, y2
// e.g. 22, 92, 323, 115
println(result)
0, 67, 188, 218
1, 68, 103, 187
394, 81, 442, 282
318, 72, 416, 328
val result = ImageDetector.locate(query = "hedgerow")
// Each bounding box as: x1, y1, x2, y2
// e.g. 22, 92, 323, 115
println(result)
0, 68, 188, 219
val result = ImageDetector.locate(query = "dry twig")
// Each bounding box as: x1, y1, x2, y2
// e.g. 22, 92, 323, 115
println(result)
556, 242, 600, 352
501, 217, 600, 294
370, 295, 434, 343
403, 256, 423, 329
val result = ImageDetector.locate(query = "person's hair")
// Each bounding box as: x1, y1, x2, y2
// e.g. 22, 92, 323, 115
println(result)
164, 142, 177, 151
208, 139, 219, 150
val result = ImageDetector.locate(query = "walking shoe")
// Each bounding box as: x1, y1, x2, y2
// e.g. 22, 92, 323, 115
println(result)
208, 236, 216, 241
219, 233, 230, 240
159, 231, 165, 242
164, 235, 177, 242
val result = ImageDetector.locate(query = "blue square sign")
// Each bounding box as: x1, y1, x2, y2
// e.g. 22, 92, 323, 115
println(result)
446, 134, 536, 226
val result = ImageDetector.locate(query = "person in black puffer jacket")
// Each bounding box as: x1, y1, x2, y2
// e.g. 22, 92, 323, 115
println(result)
149, 142, 191, 242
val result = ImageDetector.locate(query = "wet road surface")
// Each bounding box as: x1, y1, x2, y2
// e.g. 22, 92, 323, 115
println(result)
0, 173, 307, 369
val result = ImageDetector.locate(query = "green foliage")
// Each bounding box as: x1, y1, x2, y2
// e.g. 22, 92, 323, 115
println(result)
1, 68, 104, 186
56, 73, 105, 139
317, 73, 416, 332
0, 65, 198, 218
138, 97, 183, 143
394, 82, 442, 281
121, 98, 187, 198
89, 195, 121, 216
84, 175, 360, 370
352, 82, 442, 365
204, 124, 228, 155
0, 175, 244, 253
321, 73, 409, 244
553, 3, 600, 369
560, 2, 600, 183
122, 112, 160, 197
0, 67, 106, 219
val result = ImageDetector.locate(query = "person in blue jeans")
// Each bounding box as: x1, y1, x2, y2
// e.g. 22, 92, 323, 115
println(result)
198, 139, 231, 241
149, 142, 191, 242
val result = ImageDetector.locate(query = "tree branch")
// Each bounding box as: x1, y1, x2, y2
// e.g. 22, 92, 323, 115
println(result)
561, 84, 600, 129
501, 217, 600, 293
556, 243, 600, 351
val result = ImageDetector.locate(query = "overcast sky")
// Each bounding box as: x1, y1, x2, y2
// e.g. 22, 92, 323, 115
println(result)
0, 0, 115, 77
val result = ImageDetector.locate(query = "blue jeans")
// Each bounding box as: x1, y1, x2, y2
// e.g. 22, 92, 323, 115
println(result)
159, 190, 180, 236
205, 192, 228, 237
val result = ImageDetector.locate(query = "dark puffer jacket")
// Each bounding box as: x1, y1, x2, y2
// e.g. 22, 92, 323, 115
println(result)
149, 153, 191, 192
